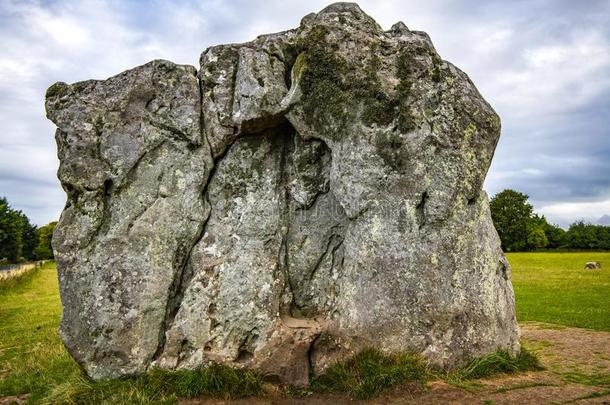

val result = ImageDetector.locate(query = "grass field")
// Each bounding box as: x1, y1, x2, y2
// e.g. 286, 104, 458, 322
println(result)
0, 253, 607, 403
509, 252, 610, 331
0, 262, 79, 402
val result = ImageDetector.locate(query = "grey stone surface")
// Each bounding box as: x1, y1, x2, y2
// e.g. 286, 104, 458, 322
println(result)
46, 2, 519, 385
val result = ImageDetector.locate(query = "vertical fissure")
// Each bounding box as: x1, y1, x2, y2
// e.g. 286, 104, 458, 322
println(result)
416, 190, 428, 229
277, 123, 300, 316
150, 67, 226, 364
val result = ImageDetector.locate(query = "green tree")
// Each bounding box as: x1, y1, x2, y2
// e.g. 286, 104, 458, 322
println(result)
527, 227, 548, 249
0, 197, 25, 262
542, 220, 566, 249
490, 189, 534, 251
525, 214, 549, 250
19, 212, 38, 260
564, 221, 594, 249
35, 221, 57, 259
564, 222, 610, 250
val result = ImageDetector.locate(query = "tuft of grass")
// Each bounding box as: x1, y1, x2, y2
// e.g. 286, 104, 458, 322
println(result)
445, 348, 544, 384
309, 348, 429, 399
46, 364, 265, 404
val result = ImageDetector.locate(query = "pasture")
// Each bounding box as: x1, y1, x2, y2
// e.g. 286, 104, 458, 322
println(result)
0, 253, 608, 404
509, 252, 610, 331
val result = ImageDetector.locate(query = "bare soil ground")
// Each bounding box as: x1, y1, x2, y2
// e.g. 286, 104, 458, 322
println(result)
181, 323, 610, 405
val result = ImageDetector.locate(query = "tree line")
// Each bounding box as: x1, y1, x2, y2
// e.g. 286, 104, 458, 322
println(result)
490, 189, 610, 251
0, 197, 56, 264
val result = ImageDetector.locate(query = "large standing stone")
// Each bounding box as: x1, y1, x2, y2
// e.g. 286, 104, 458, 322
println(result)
46, 2, 519, 385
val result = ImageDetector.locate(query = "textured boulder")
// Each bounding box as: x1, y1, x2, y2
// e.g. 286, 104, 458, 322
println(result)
46, 3, 519, 385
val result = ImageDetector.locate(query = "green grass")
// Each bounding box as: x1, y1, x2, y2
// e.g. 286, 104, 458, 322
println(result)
45, 365, 264, 404
4, 253, 606, 402
438, 348, 544, 392
447, 348, 543, 381
508, 252, 610, 331
302, 347, 542, 399
0, 262, 80, 403
0, 264, 40, 293
562, 371, 610, 387
309, 348, 429, 399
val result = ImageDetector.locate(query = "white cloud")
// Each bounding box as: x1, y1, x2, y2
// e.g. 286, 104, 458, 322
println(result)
0, 0, 170, 224
493, 30, 610, 118
538, 200, 610, 228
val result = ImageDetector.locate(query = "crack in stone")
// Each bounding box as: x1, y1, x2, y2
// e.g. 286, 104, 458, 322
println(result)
416, 190, 429, 229
308, 232, 344, 283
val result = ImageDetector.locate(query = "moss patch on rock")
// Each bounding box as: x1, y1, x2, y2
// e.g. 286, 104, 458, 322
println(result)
295, 25, 351, 137
295, 26, 429, 137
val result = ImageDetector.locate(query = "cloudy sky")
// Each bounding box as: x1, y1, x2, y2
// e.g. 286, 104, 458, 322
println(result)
0, 0, 609, 227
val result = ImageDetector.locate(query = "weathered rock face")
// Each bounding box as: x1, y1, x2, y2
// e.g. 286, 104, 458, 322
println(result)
46, 2, 519, 386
